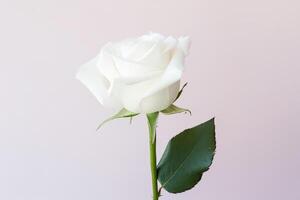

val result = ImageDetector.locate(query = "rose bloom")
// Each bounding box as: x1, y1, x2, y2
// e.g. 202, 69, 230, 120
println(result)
76, 33, 190, 113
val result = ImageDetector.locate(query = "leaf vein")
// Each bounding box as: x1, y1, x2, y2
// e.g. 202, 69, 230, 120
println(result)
161, 141, 198, 188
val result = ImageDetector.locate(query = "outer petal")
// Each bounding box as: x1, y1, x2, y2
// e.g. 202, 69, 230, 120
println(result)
120, 78, 180, 113
97, 43, 120, 82
119, 78, 158, 112
76, 56, 122, 110
163, 36, 177, 53
178, 36, 191, 55
140, 81, 180, 113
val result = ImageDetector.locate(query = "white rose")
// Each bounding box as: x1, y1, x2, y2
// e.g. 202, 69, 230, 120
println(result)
76, 33, 190, 113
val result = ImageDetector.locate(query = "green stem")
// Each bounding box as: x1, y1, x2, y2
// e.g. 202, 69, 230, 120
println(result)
147, 115, 159, 200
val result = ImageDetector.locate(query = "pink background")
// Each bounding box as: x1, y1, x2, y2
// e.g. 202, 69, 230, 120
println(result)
1, 0, 299, 199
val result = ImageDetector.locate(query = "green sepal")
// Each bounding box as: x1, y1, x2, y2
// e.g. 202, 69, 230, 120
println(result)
157, 118, 216, 193
146, 112, 159, 143
161, 104, 191, 115
174, 82, 188, 102
97, 108, 139, 130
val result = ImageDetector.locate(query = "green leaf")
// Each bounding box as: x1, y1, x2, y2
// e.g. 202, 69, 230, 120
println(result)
97, 108, 139, 130
161, 104, 191, 115
174, 82, 188, 102
146, 112, 159, 143
157, 118, 216, 193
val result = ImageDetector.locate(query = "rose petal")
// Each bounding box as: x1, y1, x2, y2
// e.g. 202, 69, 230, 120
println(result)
141, 47, 186, 100
149, 36, 191, 95
136, 41, 171, 69
138, 39, 190, 112
76, 57, 122, 110
163, 36, 177, 53
113, 54, 164, 79
178, 36, 191, 55
122, 33, 166, 63
124, 39, 155, 61
120, 39, 190, 113
97, 43, 120, 82
120, 78, 180, 113
139, 80, 180, 113
119, 77, 158, 112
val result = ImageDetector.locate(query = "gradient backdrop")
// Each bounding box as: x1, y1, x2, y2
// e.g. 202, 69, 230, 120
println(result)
1, 0, 299, 199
